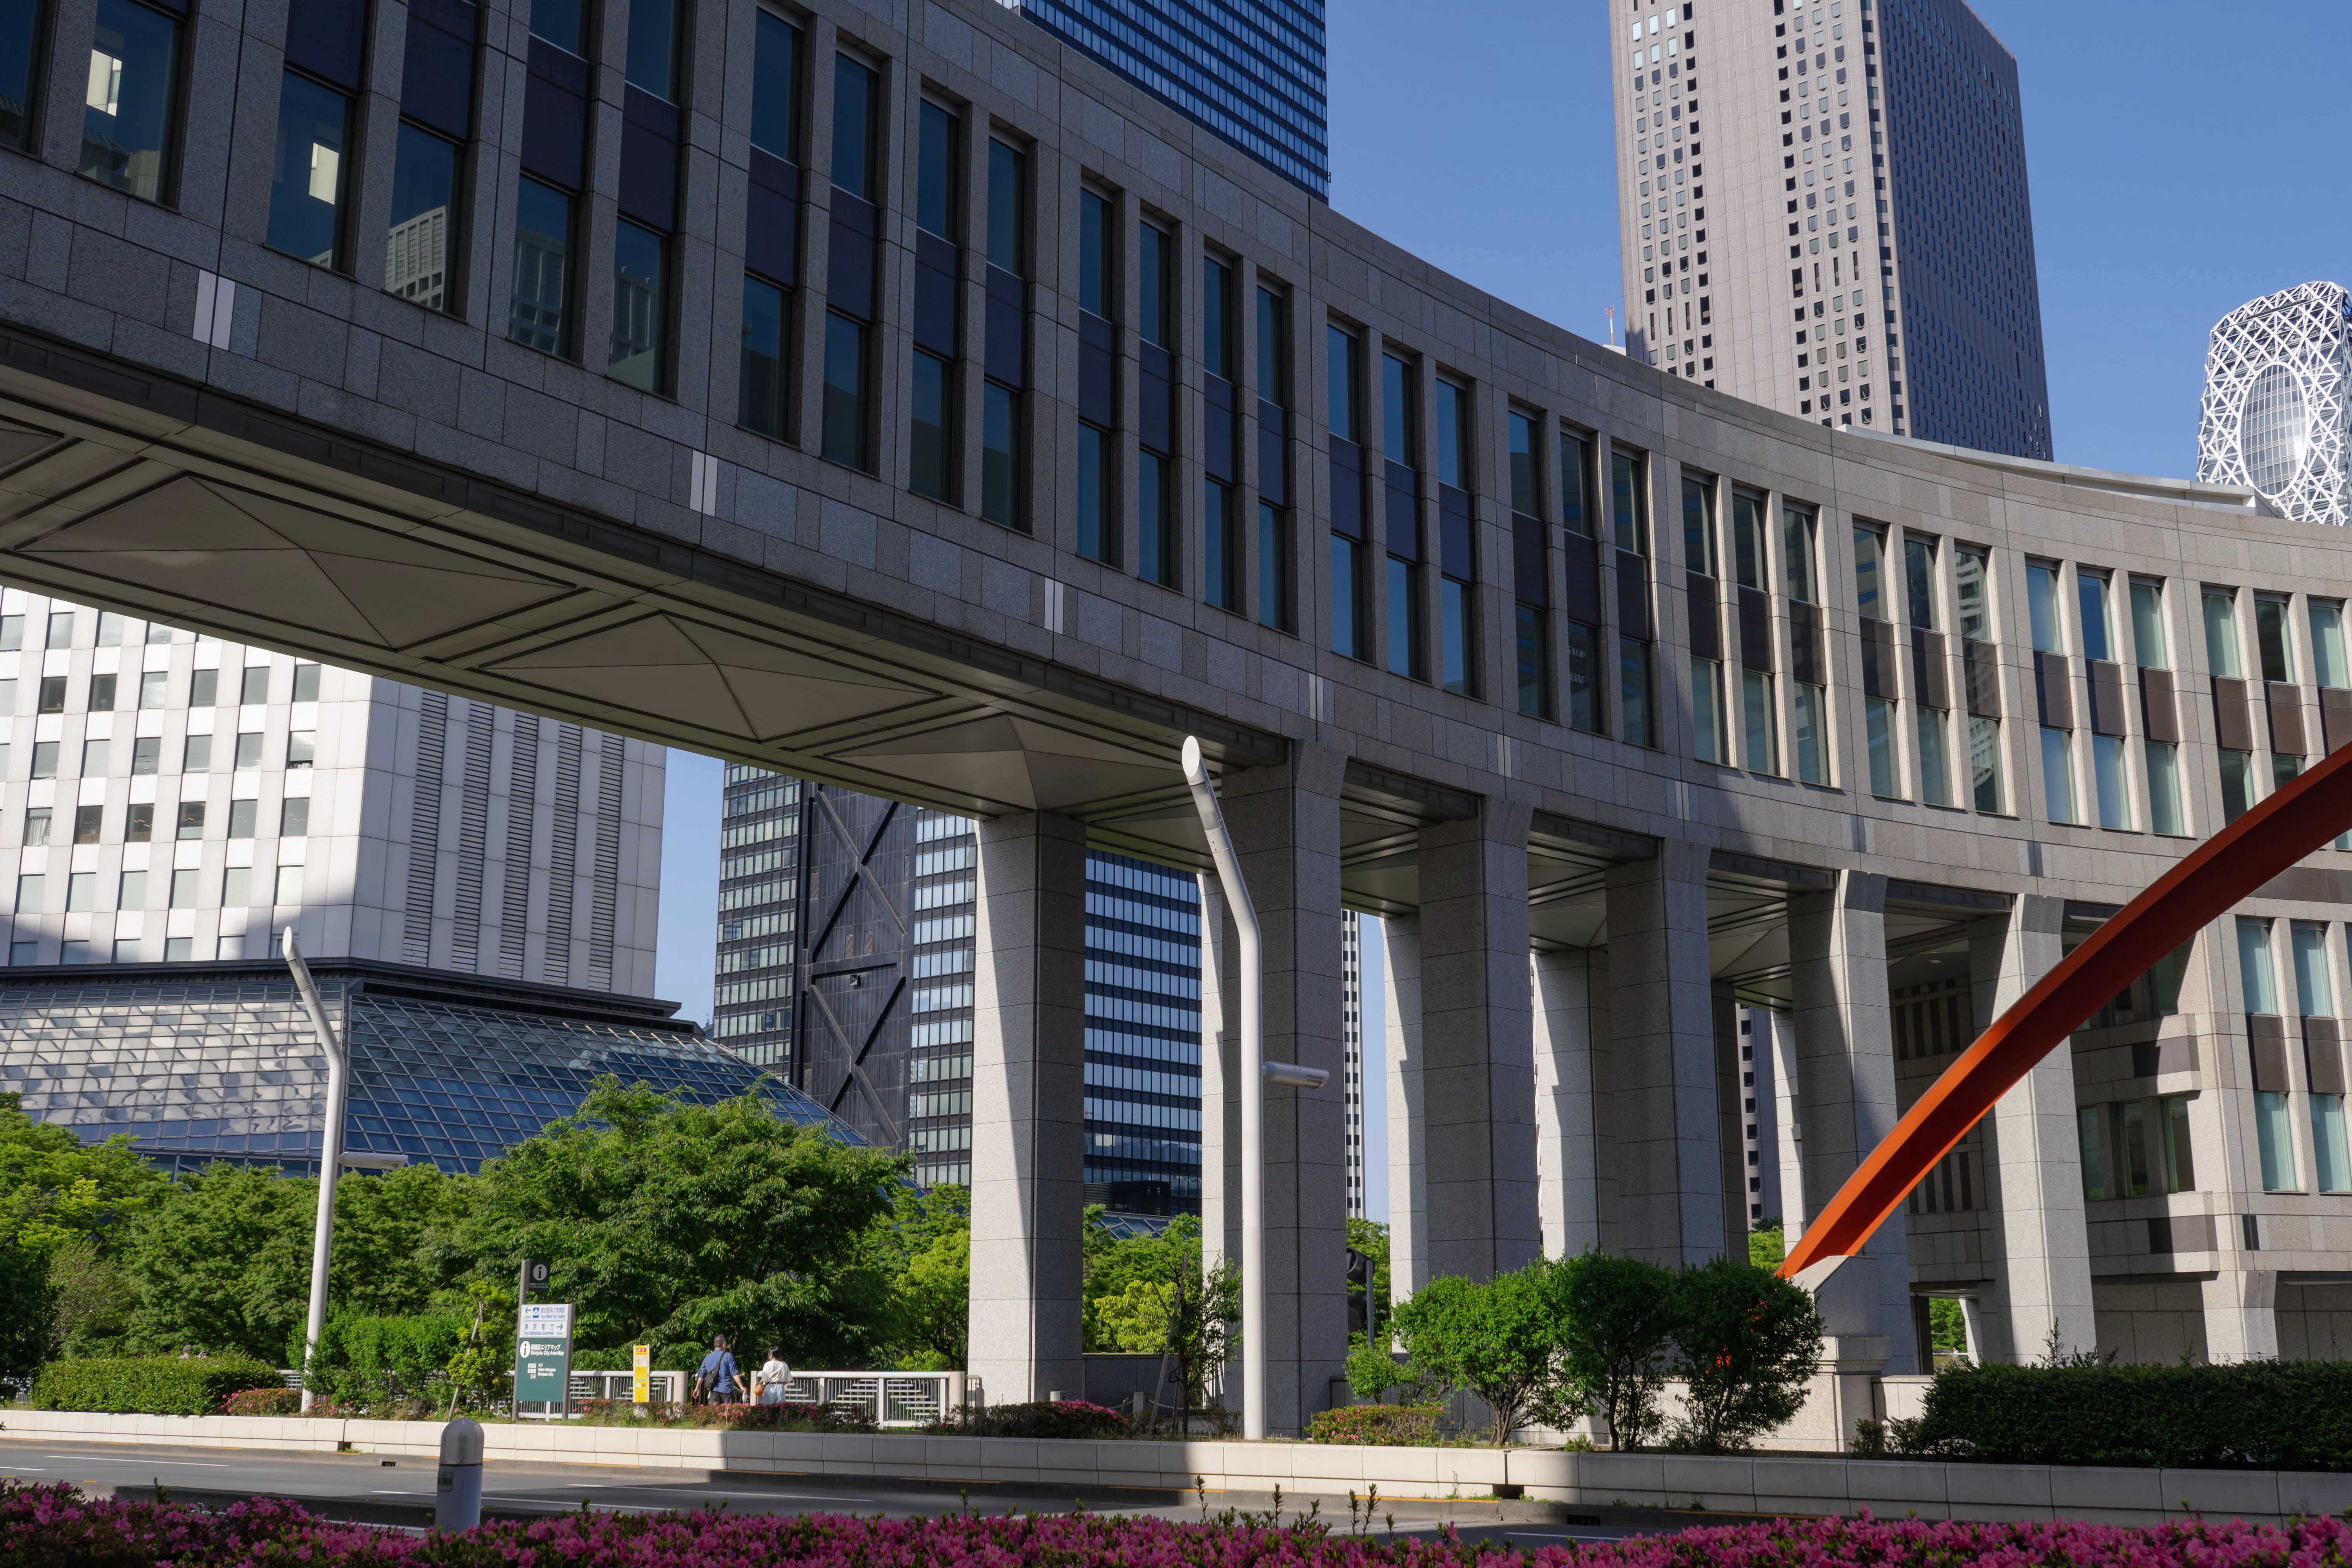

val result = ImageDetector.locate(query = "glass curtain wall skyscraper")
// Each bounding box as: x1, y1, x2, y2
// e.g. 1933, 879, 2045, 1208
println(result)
712, 769, 1204, 1211
1002, 0, 1328, 199
1610, 0, 2050, 458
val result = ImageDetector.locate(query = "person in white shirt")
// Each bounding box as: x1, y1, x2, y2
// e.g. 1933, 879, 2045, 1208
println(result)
755, 1347, 793, 1406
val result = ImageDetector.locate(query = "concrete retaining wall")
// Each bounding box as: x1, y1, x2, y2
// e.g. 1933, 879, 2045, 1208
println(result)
7, 1408, 2349, 1525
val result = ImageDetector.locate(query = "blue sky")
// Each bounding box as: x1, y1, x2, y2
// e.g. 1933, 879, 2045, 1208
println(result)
1325, 0, 2352, 480
655, 0, 2352, 1207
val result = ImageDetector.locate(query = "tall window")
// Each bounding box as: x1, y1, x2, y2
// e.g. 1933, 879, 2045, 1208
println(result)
1075, 189, 1114, 560
909, 101, 959, 501
1258, 501, 1290, 632
2077, 1105, 2107, 1201
608, 221, 667, 391
1853, 524, 1886, 620
1435, 378, 1474, 697
0, 0, 43, 150
1201, 257, 1232, 381
2131, 578, 2167, 668
750, 10, 800, 162
1910, 535, 1951, 805
986, 138, 1024, 276
1139, 223, 1170, 348
509, 177, 575, 355
822, 313, 868, 468
625, 0, 680, 101
2314, 601, 2350, 689
1329, 325, 1364, 658
739, 276, 788, 440
1138, 451, 1171, 587
2241, 918, 2296, 1192
1258, 284, 1289, 633
386, 124, 461, 311
1613, 451, 1652, 746
269, 73, 352, 268
1957, 545, 1999, 810
1510, 412, 1548, 719
2256, 595, 2294, 683
831, 53, 876, 201
981, 383, 1018, 526
1686, 476, 1724, 763
2203, 588, 2241, 677
2041, 725, 2076, 824
1786, 506, 1824, 784
1384, 353, 1420, 681
1204, 478, 1239, 611
2076, 569, 2113, 662
1561, 429, 1599, 735
81, 0, 179, 203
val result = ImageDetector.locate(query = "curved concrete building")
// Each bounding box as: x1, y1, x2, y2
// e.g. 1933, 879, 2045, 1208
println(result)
0, 0, 2347, 1431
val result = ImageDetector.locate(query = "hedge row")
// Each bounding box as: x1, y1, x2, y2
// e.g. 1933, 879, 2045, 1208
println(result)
9, 1481, 2352, 1568
1893, 1360, 2352, 1469
31, 1355, 281, 1416
1306, 1404, 1445, 1446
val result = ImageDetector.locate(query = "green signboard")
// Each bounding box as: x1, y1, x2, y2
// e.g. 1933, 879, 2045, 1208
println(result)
515, 1301, 574, 1411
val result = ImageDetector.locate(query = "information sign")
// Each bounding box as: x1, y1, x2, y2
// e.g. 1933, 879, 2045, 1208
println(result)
632, 1344, 650, 1405
515, 1301, 574, 1411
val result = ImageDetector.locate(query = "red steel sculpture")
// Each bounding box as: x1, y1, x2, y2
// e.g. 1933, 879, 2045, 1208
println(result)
1779, 736, 2352, 1289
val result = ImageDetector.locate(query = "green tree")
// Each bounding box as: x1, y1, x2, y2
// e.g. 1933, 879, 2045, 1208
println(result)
1928, 1297, 1967, 1357
120, 1161, 472, 1363
1079, 1209, 1237, 1416
1387, 1264, 1559, 1446
1667, 1256, 1825, 1452
445, 1076, 909, 1362
123, 1164, 317, 1361
1746, 1221, 1785, 1271
891, 1226, 970, 1369
0, 1093, 170, 1257
0, 1230, 56, 1379
1546, 1248, 1676, 1452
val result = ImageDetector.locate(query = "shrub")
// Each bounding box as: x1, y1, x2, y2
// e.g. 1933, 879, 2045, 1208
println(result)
928, 1399, 1130, 1440
1387, 1269, 1556, 1446
1665, 1256, 1824, 1453
302, 1312, 464, 1413
219, 1385, 301, 1416
33, 1354, 280, 1415
1305, 1403, 1443, 1446
572, 1398, 877, 1432
1548, 1249, 1676, 1451
9, 1479, 2352, 1568
1895, 1359, 2352, 1470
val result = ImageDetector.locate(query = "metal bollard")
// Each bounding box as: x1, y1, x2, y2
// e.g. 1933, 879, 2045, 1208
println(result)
435, 1416, 483, 1532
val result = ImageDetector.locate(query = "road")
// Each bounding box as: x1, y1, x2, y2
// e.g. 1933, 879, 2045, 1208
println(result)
1, 1439, 1675, 1546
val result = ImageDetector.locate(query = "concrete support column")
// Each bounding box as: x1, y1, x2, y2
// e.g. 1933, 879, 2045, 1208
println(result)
1221, 744, 1348, 1434
2180, 918, 2279, 1362
1968, 896, 2096, 1363
1602, 838, 1726, 1265
1384, 914, 1427, 1303
2202, 1264, 2281, 1362
1533, 947, 1607, 1258
1417, 804, 1541, 1281
968, 810, 1090, 1405
1788, 870, 1913, 1374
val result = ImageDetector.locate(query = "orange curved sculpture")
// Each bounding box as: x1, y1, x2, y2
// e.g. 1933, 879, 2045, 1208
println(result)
1780, 736, 2352, 1289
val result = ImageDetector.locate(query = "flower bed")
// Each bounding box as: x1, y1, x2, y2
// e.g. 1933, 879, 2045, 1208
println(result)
9, 1480, 2352, 1568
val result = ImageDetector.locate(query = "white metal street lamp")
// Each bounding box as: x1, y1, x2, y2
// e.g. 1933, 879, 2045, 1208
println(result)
1180, 737, 1327, 1442
286, 926, 348, 1413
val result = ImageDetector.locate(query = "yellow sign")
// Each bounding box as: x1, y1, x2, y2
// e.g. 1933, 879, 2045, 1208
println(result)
632, 1344, 650, 1405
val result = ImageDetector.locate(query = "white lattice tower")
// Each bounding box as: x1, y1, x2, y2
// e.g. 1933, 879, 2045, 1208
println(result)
2198, 281, 2352, 526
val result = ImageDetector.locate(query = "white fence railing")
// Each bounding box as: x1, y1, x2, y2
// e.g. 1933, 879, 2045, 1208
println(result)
770, 1370, 968, 1427
569, 1370, 684, 1404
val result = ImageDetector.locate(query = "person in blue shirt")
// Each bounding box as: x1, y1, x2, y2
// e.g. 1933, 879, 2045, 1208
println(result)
695, 1336, 741, 1404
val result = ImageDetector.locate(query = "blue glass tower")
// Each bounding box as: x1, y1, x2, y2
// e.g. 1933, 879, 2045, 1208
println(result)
1011, 0, 1328, 200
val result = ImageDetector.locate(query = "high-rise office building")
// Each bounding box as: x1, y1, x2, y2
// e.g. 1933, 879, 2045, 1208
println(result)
2198, 282, 2352, 527
712, 770, 1204, 1210
1001, 0, 1328, 199
0, 590, 661, 987
1611, 0, 2050, 458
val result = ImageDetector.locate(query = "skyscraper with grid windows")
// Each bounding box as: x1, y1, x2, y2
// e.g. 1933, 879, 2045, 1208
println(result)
711, 770, 1204, 1210
1611, 0, 2050, 458
999, 0, 1328, 199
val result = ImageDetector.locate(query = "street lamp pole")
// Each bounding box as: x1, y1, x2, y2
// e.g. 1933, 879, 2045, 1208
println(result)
1180, 737, 1263, 1440
287, 926, 348, 1413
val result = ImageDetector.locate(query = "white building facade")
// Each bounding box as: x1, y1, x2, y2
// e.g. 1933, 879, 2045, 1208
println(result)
0, 590, 662, 993
2198, 282, 2352, 528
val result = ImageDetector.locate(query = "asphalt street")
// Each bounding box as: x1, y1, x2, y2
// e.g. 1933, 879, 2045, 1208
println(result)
1, 1437, 1668, 1546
